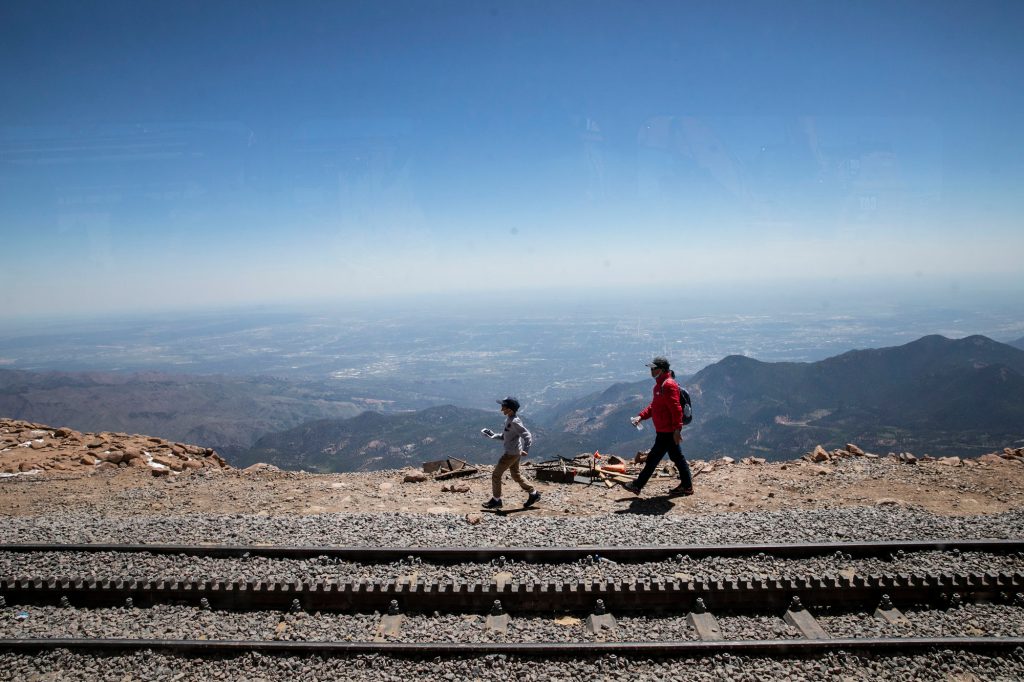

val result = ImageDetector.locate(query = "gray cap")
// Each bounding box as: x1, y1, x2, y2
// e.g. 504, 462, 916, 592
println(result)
497, 396, 520, 412
645, 356, 670, 370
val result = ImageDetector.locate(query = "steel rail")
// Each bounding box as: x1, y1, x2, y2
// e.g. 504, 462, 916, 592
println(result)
3, 571, 1022, 614
1, 637, 1023, 657
2, 539, 1022, 563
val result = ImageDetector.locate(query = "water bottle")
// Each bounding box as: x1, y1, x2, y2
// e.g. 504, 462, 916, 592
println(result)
631, 417, 643, 431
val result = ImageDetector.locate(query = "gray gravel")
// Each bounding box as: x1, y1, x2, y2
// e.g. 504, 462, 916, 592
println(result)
1, 507, 1022, 548
1, 648, 1022, 681
1, 507, 1022, 679
2, 549, 1021, 586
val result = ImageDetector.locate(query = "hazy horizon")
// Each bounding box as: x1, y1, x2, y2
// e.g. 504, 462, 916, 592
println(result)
2, 2, 1023, 318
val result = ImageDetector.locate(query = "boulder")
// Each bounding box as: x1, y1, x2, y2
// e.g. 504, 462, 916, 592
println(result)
937, 456, 961, 467
403, 472, 429, 483
243, 463, 281, 473
978, 454, 1004, 465
101, 451, 125, 465
720, 457, 735, 465
151, 455, 182, 471
846, 443, 865, 456
79, 455, 97, 466
811, 446, 830, 463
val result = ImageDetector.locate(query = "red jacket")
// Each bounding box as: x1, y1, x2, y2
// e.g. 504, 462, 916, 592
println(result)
638, 372, 683, 432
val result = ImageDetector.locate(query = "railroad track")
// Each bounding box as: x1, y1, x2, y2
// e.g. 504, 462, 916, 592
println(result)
1, 540, 1023, 659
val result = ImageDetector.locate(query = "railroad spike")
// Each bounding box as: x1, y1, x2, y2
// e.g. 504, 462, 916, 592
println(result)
59, 596, 70, 608
387, 599, 400, 616
490, 600, 504, 616
124, 598, 133, 609
200, 597, 211, 611
289, 598, 302, 613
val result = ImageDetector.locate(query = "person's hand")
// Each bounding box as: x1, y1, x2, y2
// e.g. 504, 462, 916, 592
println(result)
673, 430, 682, 445
630, 416, 641, 427
521, 451, 529, 458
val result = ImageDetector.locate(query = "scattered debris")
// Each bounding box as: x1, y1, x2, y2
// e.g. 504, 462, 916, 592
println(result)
422, 457, 479, 480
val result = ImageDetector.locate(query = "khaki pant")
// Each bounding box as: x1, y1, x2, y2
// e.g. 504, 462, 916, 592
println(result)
492, 453, 535, 499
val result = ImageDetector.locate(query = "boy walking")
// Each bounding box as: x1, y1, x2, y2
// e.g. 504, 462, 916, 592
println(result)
481, 397, 541, 509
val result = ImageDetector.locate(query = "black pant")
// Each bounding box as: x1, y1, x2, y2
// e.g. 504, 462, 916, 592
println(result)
634, 431, 692, 491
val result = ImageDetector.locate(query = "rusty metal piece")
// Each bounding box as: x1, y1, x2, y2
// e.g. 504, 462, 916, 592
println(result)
586, 599, 617, 634
873, 594, 910, 625
784, 597, 829, 640
687, 612, 723, 640
485, 599, 509, 633
375, 600, 403, 641
687, 598, 722, 640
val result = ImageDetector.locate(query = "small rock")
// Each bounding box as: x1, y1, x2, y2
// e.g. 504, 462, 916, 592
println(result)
811, 445, 830, 463
465, 513, 483, 525
978, 454, 1004, 465
403, 473, 429, 483
846, 443, 865, 456
938, 456, 962, 467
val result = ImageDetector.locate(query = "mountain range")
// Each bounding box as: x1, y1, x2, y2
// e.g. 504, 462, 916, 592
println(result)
0, 370, 361, 457
2, 335, 1022, 471
236, 334, 1024, 471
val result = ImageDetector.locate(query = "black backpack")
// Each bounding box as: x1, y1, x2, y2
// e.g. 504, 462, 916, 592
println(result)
680, 388, 693, 425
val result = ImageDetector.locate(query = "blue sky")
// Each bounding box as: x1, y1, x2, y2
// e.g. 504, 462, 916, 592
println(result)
1, 1, 1023, 317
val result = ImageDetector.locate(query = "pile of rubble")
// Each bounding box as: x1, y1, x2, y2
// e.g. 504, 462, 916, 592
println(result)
0, 419, 230, 477
803, 442, 1024, 467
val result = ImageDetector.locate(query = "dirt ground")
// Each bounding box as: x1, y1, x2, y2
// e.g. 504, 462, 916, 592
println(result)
2, 417, 1023, 519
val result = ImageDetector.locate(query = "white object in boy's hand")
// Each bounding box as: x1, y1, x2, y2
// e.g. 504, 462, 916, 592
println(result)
630, 416, 643, 430
481, 428, 495, 438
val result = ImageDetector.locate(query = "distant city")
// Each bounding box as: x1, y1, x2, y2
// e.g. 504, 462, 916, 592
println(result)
2, 293, 1022, 415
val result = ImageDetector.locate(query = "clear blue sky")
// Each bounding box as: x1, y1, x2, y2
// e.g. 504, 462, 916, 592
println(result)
1, 1, 1022, 317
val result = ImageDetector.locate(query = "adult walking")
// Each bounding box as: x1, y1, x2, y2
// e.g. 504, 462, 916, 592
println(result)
625, 356, 694, 496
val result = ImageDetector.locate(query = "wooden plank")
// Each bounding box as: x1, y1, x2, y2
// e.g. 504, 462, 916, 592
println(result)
435, 467, 479, 481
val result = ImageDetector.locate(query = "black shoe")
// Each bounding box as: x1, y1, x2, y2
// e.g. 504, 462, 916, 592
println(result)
482, 498, 503, 509
669, 484, 694, 497
623, 482, 642, 495
524, 491, 541, 508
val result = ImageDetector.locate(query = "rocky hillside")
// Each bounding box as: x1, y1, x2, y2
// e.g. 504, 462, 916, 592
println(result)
231, 404, 552, 472
542, 335, 1024, 461
0, 370, 361, 453
0, 418, 230, 477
